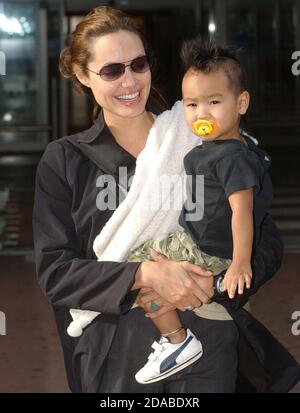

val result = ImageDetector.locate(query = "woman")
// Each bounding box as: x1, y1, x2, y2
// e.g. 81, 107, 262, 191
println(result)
33, 6, 298, 393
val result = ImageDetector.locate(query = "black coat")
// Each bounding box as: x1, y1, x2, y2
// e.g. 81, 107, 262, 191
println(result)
33, 112, 300, 393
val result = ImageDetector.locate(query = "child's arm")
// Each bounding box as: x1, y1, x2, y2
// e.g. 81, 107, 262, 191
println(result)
223, 188, 254, 299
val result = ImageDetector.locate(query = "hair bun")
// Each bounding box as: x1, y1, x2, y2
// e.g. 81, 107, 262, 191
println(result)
59, 47, 73, 78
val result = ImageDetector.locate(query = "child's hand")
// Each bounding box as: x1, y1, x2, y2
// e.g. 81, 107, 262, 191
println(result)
223, 262, 252, 299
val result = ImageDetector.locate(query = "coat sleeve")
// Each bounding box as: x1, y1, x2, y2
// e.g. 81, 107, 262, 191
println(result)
32, 142, 140, 315
214, 213, 284, 311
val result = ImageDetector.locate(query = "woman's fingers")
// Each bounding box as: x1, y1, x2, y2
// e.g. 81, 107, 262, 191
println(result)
136, 290, 158, 306
150, 248, 168, 262
189, 272, 214, 299
144, 295, 176, 318
176, 295, 203, 311
180, 267, 211, 304
145, 303, 176, 319
148, 259, 213, 308
137, 286, 202, 313
139, 287, 153, 294
182, 260, 212, 277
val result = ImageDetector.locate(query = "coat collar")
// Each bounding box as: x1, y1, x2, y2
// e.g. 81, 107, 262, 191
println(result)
67, 111, 136, 177
76, 110, 106, 144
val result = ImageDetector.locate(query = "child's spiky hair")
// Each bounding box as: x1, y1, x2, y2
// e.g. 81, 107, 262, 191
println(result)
180, 37, 247, 95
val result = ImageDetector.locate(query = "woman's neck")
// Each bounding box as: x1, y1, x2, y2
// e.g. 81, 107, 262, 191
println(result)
104, 110, 155, 158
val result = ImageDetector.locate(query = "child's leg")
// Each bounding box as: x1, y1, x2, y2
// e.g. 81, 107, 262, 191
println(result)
127, 234, 203, 384
135, 307, 203, 384
151, 310, 186, 344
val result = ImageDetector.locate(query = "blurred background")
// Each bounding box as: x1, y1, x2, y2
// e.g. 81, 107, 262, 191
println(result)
0, 0, 299, 393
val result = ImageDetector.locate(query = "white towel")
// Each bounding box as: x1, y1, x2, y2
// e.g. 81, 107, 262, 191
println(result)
93, 100, 201, 259
67, 101, 201, 337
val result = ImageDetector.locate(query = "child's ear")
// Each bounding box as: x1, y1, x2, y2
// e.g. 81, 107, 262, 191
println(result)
238, 91, 250, 115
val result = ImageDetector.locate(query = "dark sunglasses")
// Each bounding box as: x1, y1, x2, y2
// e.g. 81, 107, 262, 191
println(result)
86, 55, 150, 81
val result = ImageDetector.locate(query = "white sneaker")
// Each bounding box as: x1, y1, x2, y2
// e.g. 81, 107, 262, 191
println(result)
135, 328, 203, 384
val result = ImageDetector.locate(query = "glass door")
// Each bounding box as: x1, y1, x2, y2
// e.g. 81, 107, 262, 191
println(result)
0, 0, 49, 152
226, 0, 300, 145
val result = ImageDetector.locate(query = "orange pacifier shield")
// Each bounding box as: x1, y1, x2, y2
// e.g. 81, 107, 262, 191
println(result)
193, 119, 216, 137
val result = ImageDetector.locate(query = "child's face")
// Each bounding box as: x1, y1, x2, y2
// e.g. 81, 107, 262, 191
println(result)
182, 68, 249, 140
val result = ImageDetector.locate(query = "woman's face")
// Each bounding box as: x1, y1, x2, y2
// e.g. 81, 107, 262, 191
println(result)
77, 30, 151, 121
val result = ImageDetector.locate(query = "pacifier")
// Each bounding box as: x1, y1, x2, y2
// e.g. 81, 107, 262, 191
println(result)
193, 119, 216, 137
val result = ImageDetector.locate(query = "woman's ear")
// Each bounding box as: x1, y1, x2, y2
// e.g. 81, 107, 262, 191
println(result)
238, 91, 250, 115
74, 66, 91, 88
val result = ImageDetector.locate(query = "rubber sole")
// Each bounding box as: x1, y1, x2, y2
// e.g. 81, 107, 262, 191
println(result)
135, 349, 203, 384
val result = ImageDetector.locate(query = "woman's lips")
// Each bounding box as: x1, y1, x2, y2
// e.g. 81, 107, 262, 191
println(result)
116, 91, 139, 100
115, 91, 141, 105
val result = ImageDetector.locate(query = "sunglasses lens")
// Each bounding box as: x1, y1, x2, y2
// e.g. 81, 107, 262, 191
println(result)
99, 56, 150, 81
100, 63, 125, 81
131, 56, 150, 73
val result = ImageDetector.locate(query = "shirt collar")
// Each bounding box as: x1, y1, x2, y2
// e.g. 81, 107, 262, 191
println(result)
75, 99, 163, 144
76, 110, 106, 144
70, 110, 136, 177
70, 102, 164, 176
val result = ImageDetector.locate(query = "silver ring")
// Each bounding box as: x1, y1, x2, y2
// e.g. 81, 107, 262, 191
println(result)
184, 305, 193, 311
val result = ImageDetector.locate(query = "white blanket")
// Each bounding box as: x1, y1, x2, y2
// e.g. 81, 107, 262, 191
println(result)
67, 101, 201, 337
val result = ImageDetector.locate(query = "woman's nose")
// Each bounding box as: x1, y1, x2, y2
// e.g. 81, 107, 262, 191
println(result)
121, 66, 136, 88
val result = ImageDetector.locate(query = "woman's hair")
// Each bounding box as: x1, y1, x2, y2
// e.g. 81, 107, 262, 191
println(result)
59, 6, 168, 120
180, 37, 247, 95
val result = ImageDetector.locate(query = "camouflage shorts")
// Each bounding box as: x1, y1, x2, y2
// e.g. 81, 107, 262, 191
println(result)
126, 230, 231, 277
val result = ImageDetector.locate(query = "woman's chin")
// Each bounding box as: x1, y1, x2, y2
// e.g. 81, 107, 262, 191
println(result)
116, 101, 147, 118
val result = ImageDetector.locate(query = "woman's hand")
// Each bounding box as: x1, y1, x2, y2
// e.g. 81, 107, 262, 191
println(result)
134, 249, 213, 312
136, 287, 176, 319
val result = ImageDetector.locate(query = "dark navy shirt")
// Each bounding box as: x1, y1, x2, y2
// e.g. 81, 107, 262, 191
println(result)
179, 137, 273, 259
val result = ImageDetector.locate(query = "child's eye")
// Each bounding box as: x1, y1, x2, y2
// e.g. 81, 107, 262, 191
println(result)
210, 100, 220, 105
187, 103, 197, 107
